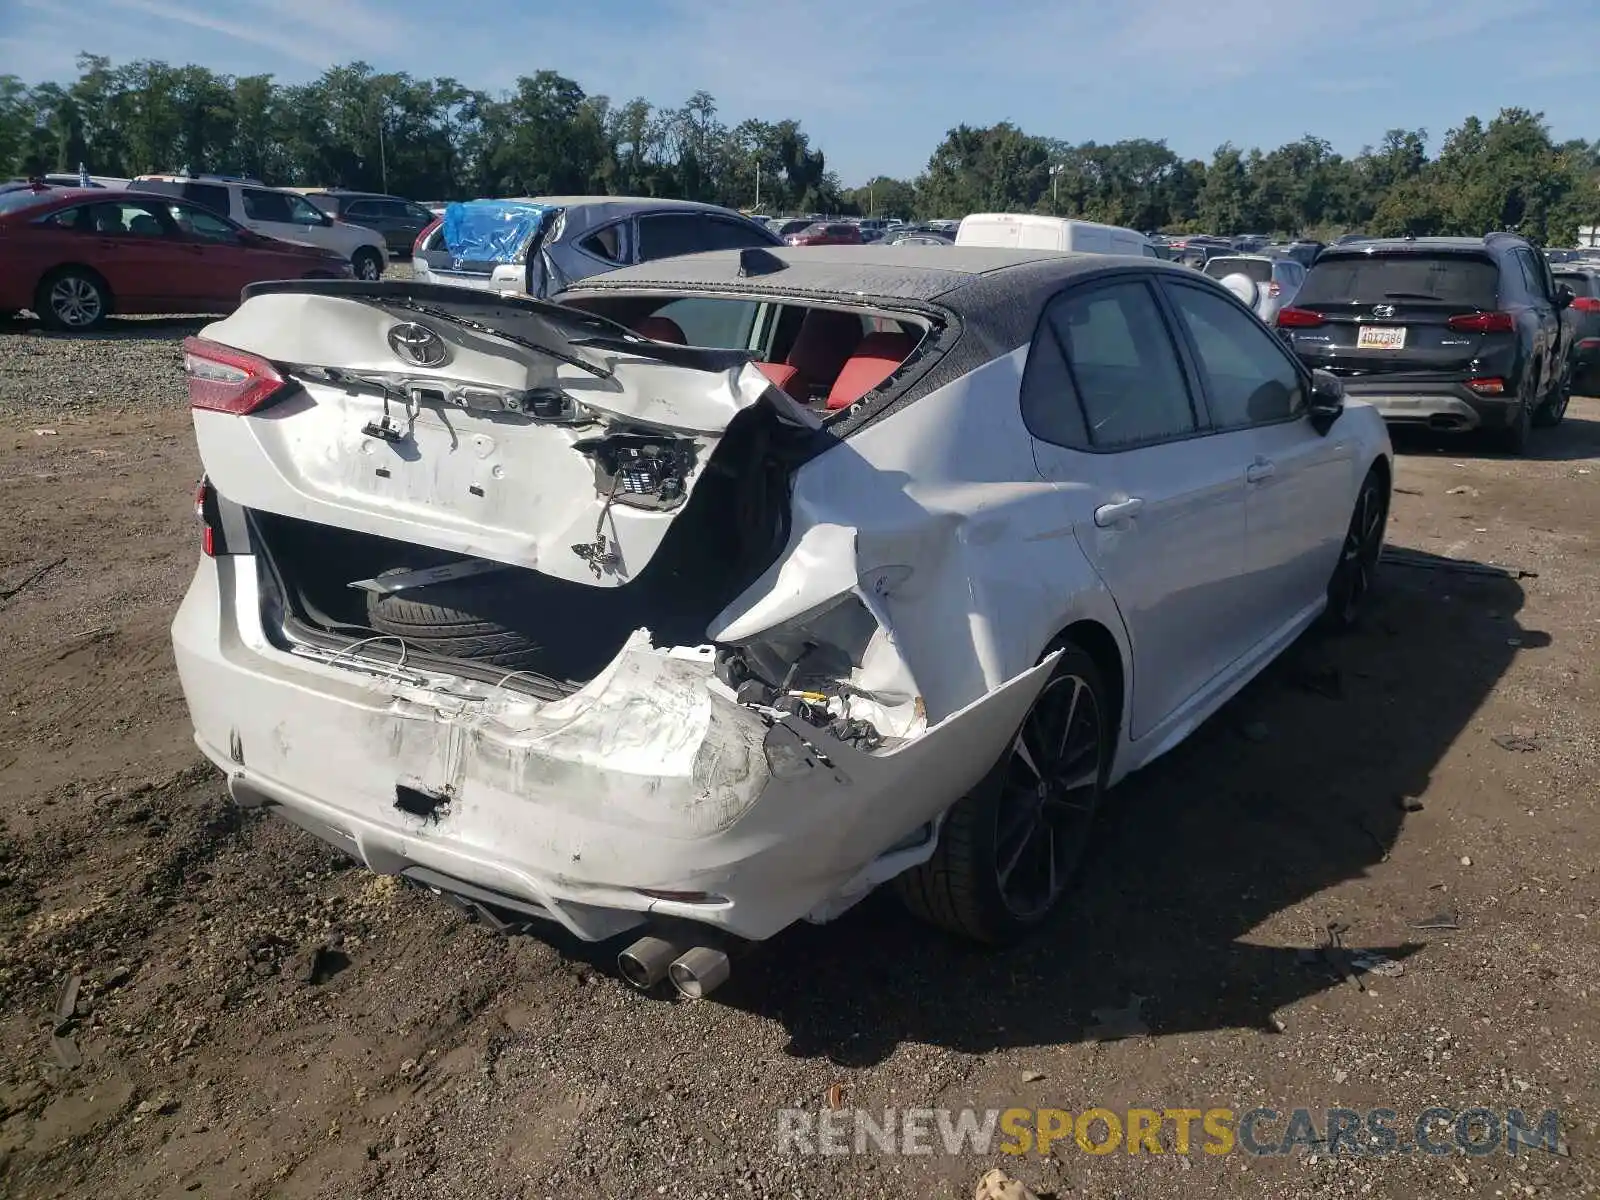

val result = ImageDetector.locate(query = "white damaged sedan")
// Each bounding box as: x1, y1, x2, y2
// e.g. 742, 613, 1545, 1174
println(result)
172, 245, 1392, 996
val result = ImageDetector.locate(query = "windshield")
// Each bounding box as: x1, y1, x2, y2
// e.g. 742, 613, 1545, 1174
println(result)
1203, 258, 1272, 285
1297, 252, 1500, 308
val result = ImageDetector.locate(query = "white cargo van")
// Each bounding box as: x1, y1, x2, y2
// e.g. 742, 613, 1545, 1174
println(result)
955, 213, 1157, 257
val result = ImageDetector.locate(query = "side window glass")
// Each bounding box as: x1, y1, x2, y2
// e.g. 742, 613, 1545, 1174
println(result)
1167, 283, 1306, 429
284, 195, 326, 225
38, 207, 85, 230
1023, 279, 1196, 450
184, 183, 230, 214
168, 204, 239, 243
636, 214, 704, 261
344, 201, 378, 220
241, 188, 293, 222
702, 218, 779, 251
84, 202, 171, 237
579, 223, 626, 264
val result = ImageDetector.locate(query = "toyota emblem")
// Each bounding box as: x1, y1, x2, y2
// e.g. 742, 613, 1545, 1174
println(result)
1372, 304, 1396, 318
387, 322, 448, 368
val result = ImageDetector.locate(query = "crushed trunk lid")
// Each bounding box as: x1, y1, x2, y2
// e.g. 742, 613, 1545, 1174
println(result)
189, 280, 819, 587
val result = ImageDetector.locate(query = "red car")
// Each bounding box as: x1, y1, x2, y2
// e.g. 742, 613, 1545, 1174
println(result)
784, 222, 864, 247
0, 186, 352, 330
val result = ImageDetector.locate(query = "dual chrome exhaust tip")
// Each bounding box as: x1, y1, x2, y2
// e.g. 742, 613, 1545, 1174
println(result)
618, 934, 732, 1000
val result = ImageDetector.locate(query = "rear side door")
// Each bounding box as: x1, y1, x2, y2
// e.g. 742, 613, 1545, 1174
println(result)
1516, 247, 1562, 387
1282, 249, 1509, 380
1162, 277, 1355, 625
77, 199, 189, 308
1022, 275, 1254, 738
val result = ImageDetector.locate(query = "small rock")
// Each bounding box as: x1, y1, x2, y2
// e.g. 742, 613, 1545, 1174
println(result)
136, 1095, 180, 1116
1021, 1069, 1045, 1083
1460, 856, 1473, 867
1333, 1069, 1348, 1084
103, 965, 133, 990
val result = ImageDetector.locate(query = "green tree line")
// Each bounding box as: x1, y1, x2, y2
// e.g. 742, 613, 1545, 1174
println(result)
4, 55, 1599, 243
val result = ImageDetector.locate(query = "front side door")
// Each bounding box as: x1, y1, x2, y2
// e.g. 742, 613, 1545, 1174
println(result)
1022, 275, 1254, 738
1162, 278, 1356, 629
161, 202, 262, 305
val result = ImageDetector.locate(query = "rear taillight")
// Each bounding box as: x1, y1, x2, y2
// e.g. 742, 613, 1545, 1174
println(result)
1276, 307, 1325, 328
1572, 296, 1600, 313
413, 216, 441, 256
1468, 377, 1506, 394
1447, 311, 1515, 333
194, 476, 223, 556
183, 336, 286, 415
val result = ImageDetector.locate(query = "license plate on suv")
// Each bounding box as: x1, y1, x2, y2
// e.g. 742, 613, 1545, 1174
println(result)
1357, 325, 1406, 350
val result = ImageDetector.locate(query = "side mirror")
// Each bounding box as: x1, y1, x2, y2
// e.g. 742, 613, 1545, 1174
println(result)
1308, 369, 1344, 435
1556, 283, 1575, 310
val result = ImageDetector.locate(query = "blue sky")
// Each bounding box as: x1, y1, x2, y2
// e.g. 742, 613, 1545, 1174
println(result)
3, 0, 1598, 186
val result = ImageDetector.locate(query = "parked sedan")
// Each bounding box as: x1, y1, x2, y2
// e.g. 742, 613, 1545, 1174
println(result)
0, 186, 351, 329
172, 249, 1389, 996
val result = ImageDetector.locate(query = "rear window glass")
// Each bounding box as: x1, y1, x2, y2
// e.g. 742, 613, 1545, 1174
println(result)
1204, 258, 1273, 285
1553, 271, 1596, 296
0, 189, 56, 216
1298, 253, 1499, 307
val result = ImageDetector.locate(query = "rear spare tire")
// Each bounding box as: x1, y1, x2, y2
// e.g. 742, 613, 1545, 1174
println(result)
365, 571, 542, 670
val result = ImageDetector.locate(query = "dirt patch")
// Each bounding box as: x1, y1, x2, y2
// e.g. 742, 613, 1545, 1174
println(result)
0, 346, 1595, 1198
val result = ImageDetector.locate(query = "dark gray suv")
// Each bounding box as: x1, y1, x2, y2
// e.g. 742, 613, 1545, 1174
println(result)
1275, 234, 1574, 453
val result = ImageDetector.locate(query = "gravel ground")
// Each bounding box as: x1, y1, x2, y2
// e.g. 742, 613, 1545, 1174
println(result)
0, 303, 1597, 1200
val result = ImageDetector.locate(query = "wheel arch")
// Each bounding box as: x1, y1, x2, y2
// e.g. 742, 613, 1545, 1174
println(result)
1047, 617, 1127, 756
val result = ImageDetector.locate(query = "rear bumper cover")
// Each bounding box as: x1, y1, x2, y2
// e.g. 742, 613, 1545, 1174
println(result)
172, 555, 1051, 942
1337, 378, 1521, 431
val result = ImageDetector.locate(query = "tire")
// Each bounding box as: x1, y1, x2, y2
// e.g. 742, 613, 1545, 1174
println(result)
352, 248, 383, 281
895, 642, 1112, 945
1493, 376, 1533, 454
365, 571, 541, 670
1532, 361, 1571, 429
35, 268, 109, 331
1323, 467, 1388, 631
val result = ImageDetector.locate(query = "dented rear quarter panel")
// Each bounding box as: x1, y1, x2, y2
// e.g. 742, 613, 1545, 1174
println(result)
714, 346, 1129, 727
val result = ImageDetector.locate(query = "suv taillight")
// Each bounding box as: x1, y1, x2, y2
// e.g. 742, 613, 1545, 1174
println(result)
1276, 307, 1325, 328
1446, 311, 1515, 333
1572, 296, 1600, 313
413, 216, 441, 256
183, 336, 286, 414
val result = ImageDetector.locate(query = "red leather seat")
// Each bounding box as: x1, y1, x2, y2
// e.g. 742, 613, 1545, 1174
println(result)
826, 333, 916, 409
781, 309, 863, 400
632, 316, 686, 344
755, 362, 800, 392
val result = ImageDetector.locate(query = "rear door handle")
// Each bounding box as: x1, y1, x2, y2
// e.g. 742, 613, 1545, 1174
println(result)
1246, 460, 1276, 484
1093, 497, 1144, 527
